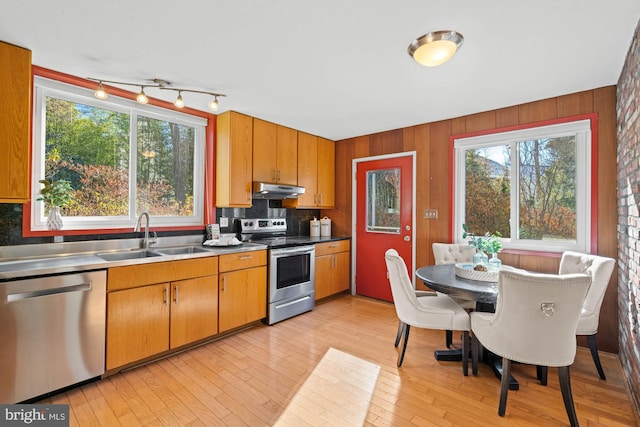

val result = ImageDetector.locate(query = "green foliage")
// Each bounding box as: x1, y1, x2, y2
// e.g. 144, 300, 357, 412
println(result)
37, 178, 74, 209
462, 224, 502, 253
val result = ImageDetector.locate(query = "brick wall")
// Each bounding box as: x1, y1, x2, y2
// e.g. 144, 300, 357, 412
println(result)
616, 18, 640, 413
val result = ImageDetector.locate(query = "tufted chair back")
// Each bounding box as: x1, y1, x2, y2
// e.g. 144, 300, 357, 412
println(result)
558, 251, 615, 335
432, 243, 474, 265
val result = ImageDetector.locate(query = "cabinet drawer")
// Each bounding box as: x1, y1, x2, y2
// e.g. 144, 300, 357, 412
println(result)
108, 261, 175, 291
173, 257, 218, 281
315, 240, 350, 257
219, 250, 267, 272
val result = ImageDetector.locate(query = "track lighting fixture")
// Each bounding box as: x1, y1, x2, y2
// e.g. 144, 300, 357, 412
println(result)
87, 77, 226, 111
174, 91, 185, 108
136, 87, 149, 104
94, 81, 108, 100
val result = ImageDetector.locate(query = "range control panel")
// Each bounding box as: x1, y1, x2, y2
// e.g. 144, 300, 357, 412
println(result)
239, 218, 287, 234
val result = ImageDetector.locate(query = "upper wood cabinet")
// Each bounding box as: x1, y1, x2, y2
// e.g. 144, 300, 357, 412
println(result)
216, 111, 253, 207
287, 132, 335, 208
0, 41, 31, 203
253, 118, 297, 185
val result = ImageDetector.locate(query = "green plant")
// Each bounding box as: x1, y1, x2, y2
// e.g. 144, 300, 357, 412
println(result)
484, 231, 503, 254
462, 223, 484, 251
463, 224, 502, 253
37, 178, 74, 208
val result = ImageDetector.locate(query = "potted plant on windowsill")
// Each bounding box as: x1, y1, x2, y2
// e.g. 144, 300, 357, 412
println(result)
37, 178, 73, 230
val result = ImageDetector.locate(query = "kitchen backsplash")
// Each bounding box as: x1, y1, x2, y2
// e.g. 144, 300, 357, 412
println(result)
216, 199, 320, 236
0, 200, 320, 247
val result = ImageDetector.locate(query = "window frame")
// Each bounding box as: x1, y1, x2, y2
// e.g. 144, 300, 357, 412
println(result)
452, 117, 596, 254
30, 76, 208, 232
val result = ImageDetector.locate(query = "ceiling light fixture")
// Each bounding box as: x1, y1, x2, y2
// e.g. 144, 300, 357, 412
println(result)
136, 87, 149, 104
174, 91, 185, 108
408, 30, 464, 67
94, 81, 108, 100
88, 77, 226, 111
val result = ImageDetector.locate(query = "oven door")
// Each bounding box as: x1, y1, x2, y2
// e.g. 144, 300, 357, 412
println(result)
269, 245, 315, 303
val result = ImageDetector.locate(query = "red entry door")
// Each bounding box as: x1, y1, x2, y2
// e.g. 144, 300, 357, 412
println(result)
355, 155, 413, 302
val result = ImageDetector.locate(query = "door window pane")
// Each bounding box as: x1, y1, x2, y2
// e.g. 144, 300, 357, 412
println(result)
366, 168, 400, 233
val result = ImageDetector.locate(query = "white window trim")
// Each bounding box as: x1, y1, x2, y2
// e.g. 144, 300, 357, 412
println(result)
31, 76, 207, 232
453, 119, 592, 253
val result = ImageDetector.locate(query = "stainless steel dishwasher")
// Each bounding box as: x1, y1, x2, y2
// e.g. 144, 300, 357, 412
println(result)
0, 270, 106, 403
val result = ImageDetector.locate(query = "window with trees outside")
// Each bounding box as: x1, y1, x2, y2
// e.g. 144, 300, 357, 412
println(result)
31, 77, 206, 232
453, 119, 593, 253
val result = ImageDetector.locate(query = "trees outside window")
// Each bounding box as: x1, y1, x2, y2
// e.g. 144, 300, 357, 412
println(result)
31, 77, 206, 231
454, 119, 592, 253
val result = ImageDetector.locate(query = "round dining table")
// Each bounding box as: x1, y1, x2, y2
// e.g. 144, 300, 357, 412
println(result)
415, 264, 498, 305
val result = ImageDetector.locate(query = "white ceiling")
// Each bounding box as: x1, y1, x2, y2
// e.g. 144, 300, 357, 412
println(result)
1, 1, 639, 141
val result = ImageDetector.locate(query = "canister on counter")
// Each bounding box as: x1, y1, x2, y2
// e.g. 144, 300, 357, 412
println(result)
320, 216, 331, 237
310, 217, 320, 237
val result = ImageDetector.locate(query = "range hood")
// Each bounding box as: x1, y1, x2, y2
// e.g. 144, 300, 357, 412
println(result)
252, 182, 306, 200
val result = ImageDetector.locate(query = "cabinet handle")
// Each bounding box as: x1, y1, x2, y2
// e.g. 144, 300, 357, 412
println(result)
174, 284, 179, 304
273, 169, 277, 181
222, 276, 226, 293
318, 193, 323, 205
329, 244, 338, 248
238, 255, 253, 260
314, 194, 318, 204
277, 169, 281, 181
332, 255, 336, 268
163, 286, 168, 304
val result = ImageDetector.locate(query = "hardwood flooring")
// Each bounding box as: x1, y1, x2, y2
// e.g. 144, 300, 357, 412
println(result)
40, 295, 639, 426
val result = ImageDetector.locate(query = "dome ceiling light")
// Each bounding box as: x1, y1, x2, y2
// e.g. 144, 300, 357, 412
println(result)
408, 30, 464, 67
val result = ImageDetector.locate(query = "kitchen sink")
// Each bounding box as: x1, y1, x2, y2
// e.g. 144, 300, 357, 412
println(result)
156, 246, 211, 255
96, 249, 164, 261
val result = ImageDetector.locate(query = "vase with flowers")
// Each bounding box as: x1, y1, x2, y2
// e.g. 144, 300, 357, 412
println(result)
462, 224, 488, 270
484, 231, 503, 272
37, 178, 73, 230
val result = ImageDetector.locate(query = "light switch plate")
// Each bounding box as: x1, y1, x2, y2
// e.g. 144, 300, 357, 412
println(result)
424, 209, 438, 219
220, 217, 229, 227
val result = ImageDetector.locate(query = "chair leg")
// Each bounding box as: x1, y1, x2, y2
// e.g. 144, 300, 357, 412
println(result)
446, 330, 453, 348
394, 320, 405, 348
586, 334, 606, 380
397, 324, 411, 367
536, 365, 548, 386
462, 331, 469, 376
471, 334, 478, 376
558, 366, 580, 427
498, 358, 511, 417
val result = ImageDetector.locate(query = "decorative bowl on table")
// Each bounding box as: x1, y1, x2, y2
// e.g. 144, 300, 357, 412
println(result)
455, 263, 499, 282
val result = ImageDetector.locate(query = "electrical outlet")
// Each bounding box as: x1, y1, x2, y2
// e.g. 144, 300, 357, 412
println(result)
424, 209, 438, 220
220, 217, 229, 227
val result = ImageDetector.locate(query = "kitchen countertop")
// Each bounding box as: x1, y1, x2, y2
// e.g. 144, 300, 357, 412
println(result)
0, 235, 351, 280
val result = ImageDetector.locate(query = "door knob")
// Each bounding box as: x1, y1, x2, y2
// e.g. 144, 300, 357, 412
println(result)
405, 225, 411, 231
404, 235, 410, 242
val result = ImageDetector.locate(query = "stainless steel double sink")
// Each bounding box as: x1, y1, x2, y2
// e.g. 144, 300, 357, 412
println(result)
96, 245, 211, 261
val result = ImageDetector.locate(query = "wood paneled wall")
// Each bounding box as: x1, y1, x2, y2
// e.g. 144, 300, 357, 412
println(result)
322, 86, 619, 353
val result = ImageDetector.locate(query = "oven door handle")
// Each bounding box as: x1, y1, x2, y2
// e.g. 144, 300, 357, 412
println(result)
271, 246, 315, 256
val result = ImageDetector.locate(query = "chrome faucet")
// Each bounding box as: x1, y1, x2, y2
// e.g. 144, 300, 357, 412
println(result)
134, 211, 152, 249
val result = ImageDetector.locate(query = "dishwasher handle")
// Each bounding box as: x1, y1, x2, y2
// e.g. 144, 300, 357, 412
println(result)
7, 282, 92, 302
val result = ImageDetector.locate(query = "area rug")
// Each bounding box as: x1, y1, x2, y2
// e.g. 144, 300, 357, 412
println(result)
274, 347, 381, 426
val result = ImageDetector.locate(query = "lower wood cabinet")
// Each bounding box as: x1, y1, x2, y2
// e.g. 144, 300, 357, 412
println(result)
218, 250, 267, 333
315, 240, 350, 300
106, 257, 218, 370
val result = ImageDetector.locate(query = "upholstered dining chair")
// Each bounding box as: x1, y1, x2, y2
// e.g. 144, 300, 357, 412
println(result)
385, 249, 471, 375
470, 269, 591, 427
559, 251, 615, 380
432, 243, 476, 348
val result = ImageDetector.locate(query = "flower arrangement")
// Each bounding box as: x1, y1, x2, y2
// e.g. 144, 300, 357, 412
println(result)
462, 224, 502, 254
37, 178, 74, 209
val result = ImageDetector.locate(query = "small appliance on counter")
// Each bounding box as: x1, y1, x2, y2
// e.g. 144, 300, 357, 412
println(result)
320, 216, 331, 237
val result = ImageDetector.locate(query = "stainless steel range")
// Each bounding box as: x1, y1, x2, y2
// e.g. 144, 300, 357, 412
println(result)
239, 218, 315, 325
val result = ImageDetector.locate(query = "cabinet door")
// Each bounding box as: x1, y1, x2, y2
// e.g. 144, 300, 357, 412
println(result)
333, 251, 351, 294
216, 111, 253, 207
317, 137, 335, 208
219, 266, 267, 332
106, 283, 170, 370
314, 254, 334, 300
170, 275, 218, 348
0, 42, 31, 203
253, 118, 277, 183
276, 125, 298, 185
296, 132, 318, 207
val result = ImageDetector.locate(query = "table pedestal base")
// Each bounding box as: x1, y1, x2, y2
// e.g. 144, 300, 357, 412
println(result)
433, 349, 519, 390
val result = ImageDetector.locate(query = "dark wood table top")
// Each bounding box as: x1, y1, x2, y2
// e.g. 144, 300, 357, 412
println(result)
415, 264, 498, 304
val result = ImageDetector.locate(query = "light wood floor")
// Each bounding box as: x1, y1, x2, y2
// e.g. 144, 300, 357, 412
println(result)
40, 295, 639, 426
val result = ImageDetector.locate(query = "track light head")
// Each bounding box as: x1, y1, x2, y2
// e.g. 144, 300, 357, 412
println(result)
208, 96, 219, 112
174, 92, 185, 108
136, 87, 149, 104
94, 82, 108, 100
